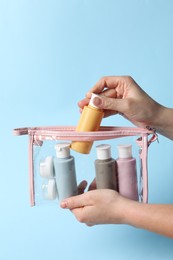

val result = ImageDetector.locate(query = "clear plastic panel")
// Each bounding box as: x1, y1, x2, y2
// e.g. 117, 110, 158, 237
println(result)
33, 136, 141, 206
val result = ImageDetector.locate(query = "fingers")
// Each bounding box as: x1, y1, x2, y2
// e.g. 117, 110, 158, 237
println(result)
60, 179, 96, 210
88, 178, 96, 191
78, 180, 88, 195
87, 76, 121, 95
86, 76, 132, 97
60, 192, 92, 210
78, 76, 133, 112
78, 95, 124, 117
78, 76, 124, 110
78, 97, 90, 109
93, 95, 127, 115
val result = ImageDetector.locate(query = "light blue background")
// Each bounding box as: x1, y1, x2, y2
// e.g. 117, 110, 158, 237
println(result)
1, 0, 173, 259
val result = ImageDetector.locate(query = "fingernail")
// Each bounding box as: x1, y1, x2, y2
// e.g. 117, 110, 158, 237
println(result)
60, 201, 68, 208
93, 96, 103, 106
77, 100, 82, 107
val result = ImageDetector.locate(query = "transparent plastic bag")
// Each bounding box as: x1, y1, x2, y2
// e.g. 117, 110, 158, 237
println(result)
13, 126, 157, 206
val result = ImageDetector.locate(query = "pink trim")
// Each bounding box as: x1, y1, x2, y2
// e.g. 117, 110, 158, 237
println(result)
29, 135, 35, 206
28, 126, 156, 142
14, 125, 155, 139
141, 134, 149, 203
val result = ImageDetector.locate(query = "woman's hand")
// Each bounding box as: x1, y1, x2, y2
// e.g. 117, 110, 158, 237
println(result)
60, 182, 173, 238
60, 188, 130, 226
78, 76, 173, 139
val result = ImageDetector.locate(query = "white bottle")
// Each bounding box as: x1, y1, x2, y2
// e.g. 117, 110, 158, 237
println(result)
95, 144, 118, 190
54, 143, 78, 202
40, 156, 58, 200
40, 156, 54, 178
116, 144, 138, 201
42, 179, 58, 200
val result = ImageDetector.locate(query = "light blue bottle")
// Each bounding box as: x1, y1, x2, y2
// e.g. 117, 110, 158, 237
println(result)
54, 142, 78, 202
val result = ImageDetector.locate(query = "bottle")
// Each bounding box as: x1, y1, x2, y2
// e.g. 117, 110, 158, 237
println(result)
116, 144, 138, 201
95, 144, 118, 190
40, 156, 54, 178
54, 142, 78, 202
40, 156, 58, 200
42, 179, 58, 200
70, 93, 104, 154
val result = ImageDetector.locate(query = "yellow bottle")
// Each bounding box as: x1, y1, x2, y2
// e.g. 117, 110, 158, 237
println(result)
70, 93, 104, 154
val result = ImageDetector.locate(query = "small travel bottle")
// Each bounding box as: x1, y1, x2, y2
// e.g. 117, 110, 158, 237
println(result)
71, 93, 104, 154
40, 156, 58, 200
54, 143, 78, 202
116, 144, 138, 201
40, 156, 54, 178
95, 144, 118, 191
42, 179, 58, 200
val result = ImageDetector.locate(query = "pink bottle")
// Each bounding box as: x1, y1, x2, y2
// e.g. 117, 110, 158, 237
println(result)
116, 144, 138, 201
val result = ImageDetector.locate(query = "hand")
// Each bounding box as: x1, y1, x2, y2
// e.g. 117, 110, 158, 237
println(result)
60, 182, 131, 226
60, 182, 173, 238
78, 76, 163, 129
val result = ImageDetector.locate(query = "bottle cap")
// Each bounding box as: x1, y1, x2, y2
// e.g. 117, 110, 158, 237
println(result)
40, 156, 54, 178
118, 144, 132, 159
42, 179, 58, 200
55, 142, 71, 158
96, 144, 111, 160
89, 93, 101, 109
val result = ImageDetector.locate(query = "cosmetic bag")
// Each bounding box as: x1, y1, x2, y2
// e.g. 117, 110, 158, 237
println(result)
13, 125, 157, 206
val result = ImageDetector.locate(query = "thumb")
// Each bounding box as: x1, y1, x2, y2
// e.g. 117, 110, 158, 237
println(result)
93, 95, 127, 114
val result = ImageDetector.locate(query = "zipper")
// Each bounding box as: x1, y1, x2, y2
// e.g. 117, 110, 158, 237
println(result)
13, 126, 157, 143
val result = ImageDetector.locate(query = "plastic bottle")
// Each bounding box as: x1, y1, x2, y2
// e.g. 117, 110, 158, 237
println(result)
70, 93, 104, 154
54, 142, 78, 202
116, 144, 138, 201
42, 179, 58, 200
40, 156, 54, 178
95, 144, 118, 190
40, 156, 58, 200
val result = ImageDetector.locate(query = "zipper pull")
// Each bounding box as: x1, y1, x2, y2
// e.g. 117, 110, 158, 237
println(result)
13, 127, 29, 136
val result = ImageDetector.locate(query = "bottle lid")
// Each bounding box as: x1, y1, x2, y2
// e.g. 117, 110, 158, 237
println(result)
96, 144, 111, 160
40, 156, 54, 178
55, 142, 71, 158
89, 93, 101, 109
42, 179, 58, 200
118, 144, 132, 159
